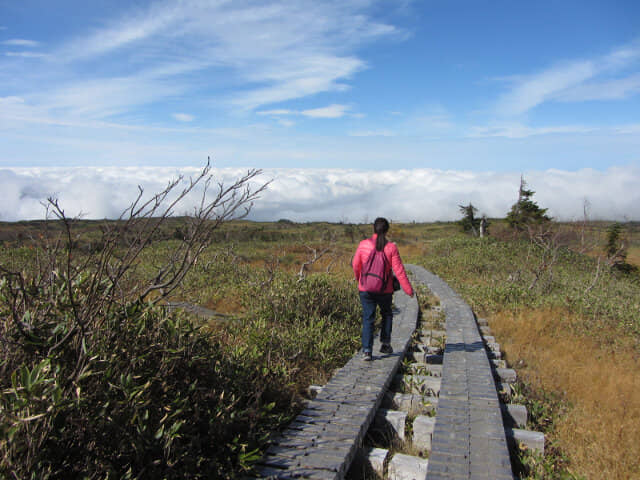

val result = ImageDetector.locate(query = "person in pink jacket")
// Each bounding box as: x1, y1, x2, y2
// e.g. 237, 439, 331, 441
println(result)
352, 217, 414, 361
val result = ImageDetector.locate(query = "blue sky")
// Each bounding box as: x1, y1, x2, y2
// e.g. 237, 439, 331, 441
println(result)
1, 0, 639, 170
1, 1, 639, 221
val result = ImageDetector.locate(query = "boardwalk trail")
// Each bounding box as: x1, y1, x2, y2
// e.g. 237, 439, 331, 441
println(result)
255, 265, 517, 479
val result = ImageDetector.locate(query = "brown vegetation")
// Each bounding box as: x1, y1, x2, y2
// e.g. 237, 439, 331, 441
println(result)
491, 307, 640, 480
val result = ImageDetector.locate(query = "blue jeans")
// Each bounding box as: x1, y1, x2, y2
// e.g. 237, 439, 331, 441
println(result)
359, 291, 393, 353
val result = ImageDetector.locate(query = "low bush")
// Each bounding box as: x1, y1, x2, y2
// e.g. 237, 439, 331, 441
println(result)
1, 213, 362, 480
418, 236, 640, 339
0, 263, 361, 479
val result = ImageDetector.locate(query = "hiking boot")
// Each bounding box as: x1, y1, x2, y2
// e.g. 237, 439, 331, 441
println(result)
380, 343, 393, 354
362, 351, 373, 361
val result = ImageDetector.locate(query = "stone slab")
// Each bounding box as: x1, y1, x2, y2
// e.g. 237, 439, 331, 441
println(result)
507, 428, 545, 454
501, 404, 527, 428
413, 415, 436, 451
388, 453, 429, 480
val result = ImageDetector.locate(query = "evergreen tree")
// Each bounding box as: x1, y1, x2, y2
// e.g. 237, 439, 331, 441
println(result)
506, 176, 550, 230
458, 203, 480, 236
605, 222, 627, 266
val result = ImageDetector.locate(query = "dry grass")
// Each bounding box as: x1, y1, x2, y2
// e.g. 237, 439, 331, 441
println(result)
490, 308, 640, 480
626, 246, 640, 268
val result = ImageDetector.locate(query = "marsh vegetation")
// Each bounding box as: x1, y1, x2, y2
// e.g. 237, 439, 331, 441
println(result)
1, 211, 638, 479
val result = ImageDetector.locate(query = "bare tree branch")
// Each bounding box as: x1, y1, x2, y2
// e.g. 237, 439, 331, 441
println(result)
1, 161, 268, 361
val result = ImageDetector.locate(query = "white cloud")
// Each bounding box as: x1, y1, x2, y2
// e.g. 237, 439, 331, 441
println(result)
557, 74, 640, 102
467, 123, 596, 139
5, 51, 48, 58
38, 0, 400, 116
495, 41, 640, 116
256, 104, 351, 119
278, 118, 295, 127
300, 104, 349, 118
58, 3, 179, 61
1, 166, 638, 223
496, 61, 596, 116
173, 113, 194, 122
613, 124, 640, 135
349, 129, 395, 137
1, 39, 40, 47
37, 75, 190, 119
257, 109, 295, 116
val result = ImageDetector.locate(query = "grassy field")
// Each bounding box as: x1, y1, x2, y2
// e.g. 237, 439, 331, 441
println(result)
413, 222, 640, 480
1, 218, 638, 479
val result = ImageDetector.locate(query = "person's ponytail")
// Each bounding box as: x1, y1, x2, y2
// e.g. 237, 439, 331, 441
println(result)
373, 217, 390, 251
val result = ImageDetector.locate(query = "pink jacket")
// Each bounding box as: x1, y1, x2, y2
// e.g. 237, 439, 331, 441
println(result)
352, 234, 414, 296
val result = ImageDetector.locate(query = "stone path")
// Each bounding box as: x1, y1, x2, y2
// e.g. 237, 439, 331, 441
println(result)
407, 265, 513, 480
256, 265, 514, 479
256, 286, 419, 479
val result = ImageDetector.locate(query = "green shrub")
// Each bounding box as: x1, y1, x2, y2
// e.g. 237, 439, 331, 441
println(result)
0, 292, 283, 478
0, 254, 361, 479
418, 236, 640, 338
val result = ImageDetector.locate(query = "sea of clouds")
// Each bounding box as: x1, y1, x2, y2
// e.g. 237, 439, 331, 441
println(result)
1, 166, 639, 223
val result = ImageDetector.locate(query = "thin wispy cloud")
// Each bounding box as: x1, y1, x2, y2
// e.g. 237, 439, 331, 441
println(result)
1, 2, 639, 177
19, 0, 399, 121
613, 124, 640, 135
349, 130, 396, 137
557, 74, 640, 102
301, 104, 350, 119
1, 167, 638, 223
495, 41, 640, 116
467, 123, 597, 139
57, 2, 179, 61
257, 104, 351, 119
257, 109, 295, 116
36, 74, 190, 119
1, 38, 40, 47
496, 61, 596, 116
5, 51, 47, 58
173, 113, 194, 122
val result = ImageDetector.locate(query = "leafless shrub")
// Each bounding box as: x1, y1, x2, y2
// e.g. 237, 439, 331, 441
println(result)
0, 161, 267, 356
297, 233, 336, 280
525, 222, 562, 292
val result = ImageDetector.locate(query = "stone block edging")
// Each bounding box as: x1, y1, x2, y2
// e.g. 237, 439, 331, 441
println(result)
256, 285, 419, 479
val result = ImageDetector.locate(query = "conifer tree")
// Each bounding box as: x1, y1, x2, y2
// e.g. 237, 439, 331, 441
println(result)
506, 176, 550, 230
459, 203, 480, 236
605, 222, 627, 267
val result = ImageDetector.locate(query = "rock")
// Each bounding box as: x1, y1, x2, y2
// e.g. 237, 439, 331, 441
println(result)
388, 453, 428, 480
412, 415, 436, 451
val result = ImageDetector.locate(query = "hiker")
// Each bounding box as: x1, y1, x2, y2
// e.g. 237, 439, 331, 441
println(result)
352, 217, 414, 361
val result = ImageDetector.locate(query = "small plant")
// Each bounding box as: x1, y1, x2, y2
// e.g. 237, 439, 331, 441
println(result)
509, 380, 576, 480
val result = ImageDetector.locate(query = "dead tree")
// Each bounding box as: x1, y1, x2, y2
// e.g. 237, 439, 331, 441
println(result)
297, 233, 336, 280
525, 223, 561, 292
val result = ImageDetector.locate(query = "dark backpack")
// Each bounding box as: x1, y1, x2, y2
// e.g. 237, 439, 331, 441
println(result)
360, 239, 389, 293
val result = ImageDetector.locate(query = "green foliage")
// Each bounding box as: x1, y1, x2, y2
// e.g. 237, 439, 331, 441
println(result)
0, 212, 363, 479
458, 203, 480, 235
0, 261, 361, 478
506, 177, 551, 230
509, 381, 583, 480
605, 222, 623, 258
236, 271, 361, 384
418, 235, 640, 338
604, 222, 631, 273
